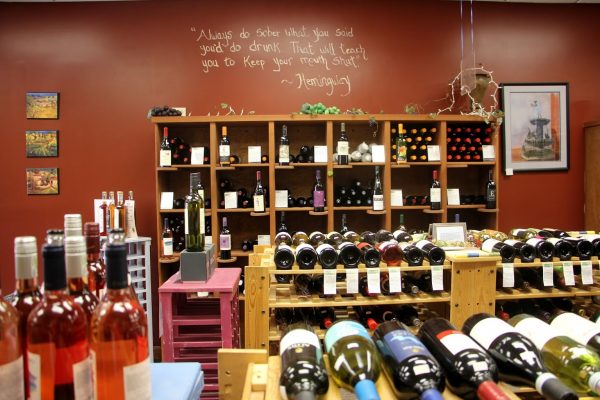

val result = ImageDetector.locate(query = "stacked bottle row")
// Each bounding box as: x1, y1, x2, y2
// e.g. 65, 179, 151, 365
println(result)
159, 127, 211, 166
279, 307, 600, 400
97, 190, 138, 238
495, 297, 600, 323
496, 265, 597, 292
1, 214, 150, 399
218, 175, 269, 211
446, 125, 493, 162
391, 123, 438, 163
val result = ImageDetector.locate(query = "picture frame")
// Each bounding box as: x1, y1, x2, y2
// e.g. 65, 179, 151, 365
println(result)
500, 83, 569, 173
26, 168, 59, 195
26, 92, 59, 119
430, 222, 468, 250
25, 130, 58, 158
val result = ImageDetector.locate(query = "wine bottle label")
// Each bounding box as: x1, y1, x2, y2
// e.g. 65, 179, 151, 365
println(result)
162, 238, 173, 256
382, 330, 432, 362
253, 195, 265, 212
114, 210, 120, 229
313, 190, 325, 208
546, 237, 561, 245
279, 328, 321, 357
430, 188, 441, 203
504, 239, 520, 246
481, 239, 501, 253
316, 243, 335, 254
197, 189, 205, 201
123, 357, 151, 400
220, 234, 231, 250
393, 230, 411, 242
437, 329, 484, 355
279, 145, 289, 162
324, 320, 371, 352
373, 195, 384, 211
159, 149, 171, 167
469, 317, 515, 349
526, 238, 544, 246
296, 243, 316, 254
551, 313, 600, 347
513, 317, 560, 350
414, 240, 432, 250
28, 352, 41, 400
73, 356, 93, 400
219, 145, 230, 158
184, 205, 189, 234
0, 356, 24, 400
125, 200, 137, 239
199, 208, 205, 234
337, 141, 349, 156
275, 232, 292, 245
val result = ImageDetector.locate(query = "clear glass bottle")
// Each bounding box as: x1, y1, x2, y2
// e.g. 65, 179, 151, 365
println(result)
185, 172, 204, 251
65, 236, 99, 327
85, 222, 106, 298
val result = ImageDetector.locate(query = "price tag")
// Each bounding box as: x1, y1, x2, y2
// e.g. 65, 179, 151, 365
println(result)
371, 145, 385, 163
323, 270, 337, 295
562, 261, 575, 286
224, 192, 238, 209
482, 145, 496, 161
160, 192, 174, 209
191, 147, 205, 164
431, 265, 444, 291
581, 261, 594, 285
390, 189, 403, 207
275, 190, 288, 208
501, 263, 514, 288
446, 188, 460, 206
427, 145, 440, 161
346, 269, 359, 294
367, 268, 381, 294
257, 235, 271, 246
314, 146, 328, 163
542, 262, 554, 287
430, 188, 441, 203
205, 236, 213, 245
388, 267, 402, 293
248, 146, 262, 163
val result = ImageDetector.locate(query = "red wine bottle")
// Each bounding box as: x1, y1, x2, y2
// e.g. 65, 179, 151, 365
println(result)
463, 313, 577, 400
546, 237, 573, 261
316, 243, 338, 269
563, 237, 594, 260
376, 241, 402, 266
526, 238, 555, 262
504, 240, 536, 263
481, 238, 517, 263
430, 170, 441, 210
274, 244, 295, 283
418, 317, 509, 400
485, 170, 496, 209
414, 240, 445, 265
399, 242, 425, 266
374, 320, 445, 400
357, 242, 381, 268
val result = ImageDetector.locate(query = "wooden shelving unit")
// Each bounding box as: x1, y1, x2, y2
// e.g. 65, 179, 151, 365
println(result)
152, 114, 501, 285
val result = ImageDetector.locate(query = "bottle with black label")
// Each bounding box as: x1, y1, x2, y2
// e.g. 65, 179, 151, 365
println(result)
481, 239, 517, 263
485, 170, 496, 209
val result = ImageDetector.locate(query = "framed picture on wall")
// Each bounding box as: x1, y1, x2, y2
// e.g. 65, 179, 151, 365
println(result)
500, 83, 569, 173
26, 167, 59, 195
25, 130, 58, 157
26, 92, 59, 119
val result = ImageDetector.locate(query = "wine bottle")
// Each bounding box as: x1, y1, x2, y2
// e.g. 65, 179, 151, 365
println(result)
315, 307, 336, 329
161, 217, 174, 258
279, 323, 329, 400
253, 171, 266, 213
376, 240, 402, 266
375, 229, 394, 243
12, 236, 41, 398
84, 223, 106, 299
115, 191, 125, 230
159, 126, 171, 167
418, 318, 508, 400
91, 242, 151, 400
485, 170, 497, 209
396, 305, 423, 327
463, 313, 577, 400
316, 243, 338, 269
510, 313, 600, 394
277, 212, 289, 233
219, 126, 230, 166
337, 123, 349, 165
526, 238, 555, 262
292, 231, 310, 247
551, 311, 600, 354
372, 166, 384, 211
337, 241, 362, 268
229, 154, 240, 164
309, 231, 326, 247
510, 228, 538, 241
65, 236, 99, 325
326, 231, 344, 247
220, 217, 232, 260
339, 213, 349, 235
373, 320, 445, 400
481, 238, 517, 263
539, 228, 570, 238
395, 123, 408, 164
108, 191, 116, 230
399, 242, 425, 266
354, 306, 382, 331
402, 275, 421, 294
28, 236, 92, 399
357, 242, 381, 268
275, 231, 292, 246
392, 229, 411, 243
430, 170, 441, 210
0, 291, 24, 400
279, 125, 290, 166
360, 231, 377, 245
415, 240, 445, 265
313, 170, 325, 212
546, 237, 574, 261
343, 230, 361, 244
296, 243, 318, 270
504, 239, 536, 263
563, 237, 594, 260
496, 268, 530, 291
274, 244, 295, 283
185, 172, 204, 252
324, 320, 382, 399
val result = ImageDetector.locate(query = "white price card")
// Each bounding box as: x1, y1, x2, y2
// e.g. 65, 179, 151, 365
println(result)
388, 267, 402, 293
391, 189, 403, 207
191, 147, 205, 164
346, 269, 359, 294
367, 268, 381, 294
542, 262, 554, 287
257, 235, 271, 246
323, 270, 337, 295
314, 146, 328, 163
581, 260, 594, 285
371, 145, 385, 163
160, 192, 174, 209
562, 261, 575, 286
501, 263, 515, 288
248, 146, 262, 163
446, 188, 461, 206
482, 145, 496, 161
275, 190, 288, 208
205, 236, 213, 245
431, 265, 444, 291
224, 192, 238, 209
427, 145, 441, 161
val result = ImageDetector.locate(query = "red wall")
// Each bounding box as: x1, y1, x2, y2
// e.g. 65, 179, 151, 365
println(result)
1, 0, 600, 293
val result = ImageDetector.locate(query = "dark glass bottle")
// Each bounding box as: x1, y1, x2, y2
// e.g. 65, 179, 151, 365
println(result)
414, 240, 446, 265
219, 126, 230, 166
185, 172, 204, 251
274, 244, 295, 283
485, 170, 497, 209
219, 216, 231, 260
375, 229, 394, 243
296, 243, 318, 270
279, 125, 290, 166
277, 211, 289, 233
357, 242, 381, 268
563, 237, 594, 260
372, 166, 384, 211
546, 237, 574, 261
253, 170, 266, 213
337, 241, 362, 268
481, 238, 517, 263
337, 122, 349, 165
316, 243, 338, 269
399, 242, 425, 266
503, 239, 536, 263
526, 238, 555, 262
430, 170, 441, 210
312, 170, 325, 212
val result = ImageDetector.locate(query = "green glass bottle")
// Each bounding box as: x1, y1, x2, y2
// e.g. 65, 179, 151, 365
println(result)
509, 313, 600, 395
185, 172, 205, 251
324, 320, 381, 400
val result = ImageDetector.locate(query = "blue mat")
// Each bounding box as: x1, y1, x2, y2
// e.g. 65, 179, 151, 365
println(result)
151, 362, 204, 400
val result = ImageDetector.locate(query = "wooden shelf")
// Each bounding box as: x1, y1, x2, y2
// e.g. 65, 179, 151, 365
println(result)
268, 262, 451, 274
229, 163, 269, 168
171, 164, 211, 169
157, 166, 178, 172
390, 205, 428, 210
447, 204, 485, 209
250, 211, 270, 217
423, 209, 444, 214
349, 162, 386, 166
366, 209, 386, 215
391, 162, 442, 168
274, 207, 313, 212
160, 255, 180, 264
495, 258, 598, 268
269, 290, 451, 308
232, 250, 251, 257
218, 208, 271, 213
218, 256, 238, 264
332, 206, 371, 211
447, 161, 496, 168
308, 210, 328, 216
477, 207, 499, 213
496, 286, 600, 300
274, 165, 294, 170
160, 209, 211, 216
332, 164, 353, 169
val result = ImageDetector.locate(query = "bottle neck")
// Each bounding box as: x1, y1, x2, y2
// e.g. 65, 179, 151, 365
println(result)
68, 277, 87, 294
16, 277, 39, 293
